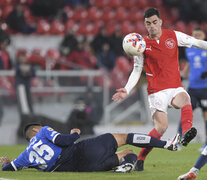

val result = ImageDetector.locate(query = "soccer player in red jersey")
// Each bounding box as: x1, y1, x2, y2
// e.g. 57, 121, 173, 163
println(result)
112, 7, 207, 171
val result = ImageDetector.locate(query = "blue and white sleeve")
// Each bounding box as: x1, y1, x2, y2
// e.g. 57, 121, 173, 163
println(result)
43, 126, 61, 143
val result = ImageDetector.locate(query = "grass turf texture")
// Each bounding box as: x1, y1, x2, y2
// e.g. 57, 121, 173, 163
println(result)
0, 144, 207, 180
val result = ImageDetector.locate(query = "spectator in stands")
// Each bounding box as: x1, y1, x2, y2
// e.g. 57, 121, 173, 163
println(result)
0, 29, 12, 70
109, 29, 124, 58
59, 30, 78, 56
91, 27, 110, 55
66, 97, 94, 135
66, 38, 97, 70
15, 50, 36, 115
97, 43, 116, 71
30, 0, 64, 17
84, 87, 103, 124
6, 3, 36, 34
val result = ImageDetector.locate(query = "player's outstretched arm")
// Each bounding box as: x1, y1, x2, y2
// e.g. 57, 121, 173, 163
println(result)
112, 88, 128, 103
0, 157, 16, 171
54, 129, 80, 147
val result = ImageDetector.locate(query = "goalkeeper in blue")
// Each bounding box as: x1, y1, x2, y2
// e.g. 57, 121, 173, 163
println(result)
0, 123, 180, 173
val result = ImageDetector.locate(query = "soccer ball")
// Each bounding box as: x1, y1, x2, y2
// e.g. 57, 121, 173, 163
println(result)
122, 33, 146, 56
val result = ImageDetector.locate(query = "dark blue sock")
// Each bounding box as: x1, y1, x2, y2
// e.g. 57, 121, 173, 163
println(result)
126, 133, 166, 148
194, 153, 207, 170
205, 121, 207, 144
121, 153, 137, 165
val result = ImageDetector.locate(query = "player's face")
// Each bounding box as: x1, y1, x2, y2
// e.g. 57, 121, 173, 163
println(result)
144, 15, 162, 37
192, 30, 206, 40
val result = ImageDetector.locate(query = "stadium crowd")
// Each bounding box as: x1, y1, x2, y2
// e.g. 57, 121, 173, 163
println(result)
0, 0, 207, 73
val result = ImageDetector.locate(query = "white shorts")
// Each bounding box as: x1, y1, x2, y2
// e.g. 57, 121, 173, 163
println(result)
148, 87, 189, 117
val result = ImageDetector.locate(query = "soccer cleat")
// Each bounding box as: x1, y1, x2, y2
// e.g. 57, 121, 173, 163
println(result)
181, 127, 197, 146
134, 160, 144, 171
113, 163, 134, 173
177, 172, 197, 180
165, 134, 181, 151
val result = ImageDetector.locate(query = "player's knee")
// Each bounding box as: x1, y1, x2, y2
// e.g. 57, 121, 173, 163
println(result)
181, 93, 191, 106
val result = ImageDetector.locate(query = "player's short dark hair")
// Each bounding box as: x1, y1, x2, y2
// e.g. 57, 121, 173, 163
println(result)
24, 122, 42, 141
144, 8, 160, 19
193, 26, 204, 32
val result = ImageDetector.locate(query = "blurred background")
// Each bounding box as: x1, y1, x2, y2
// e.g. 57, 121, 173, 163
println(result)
0, 0, 206, 144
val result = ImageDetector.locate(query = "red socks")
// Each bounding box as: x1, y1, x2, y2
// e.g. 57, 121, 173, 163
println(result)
181, 104, 193, 135
137, 128, 162, 161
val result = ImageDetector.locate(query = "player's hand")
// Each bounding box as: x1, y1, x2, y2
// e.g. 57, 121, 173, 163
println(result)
112, 88, 128, 103
70, 128, 81, 135
0, 157, 11, 165
201, 71, 207, 79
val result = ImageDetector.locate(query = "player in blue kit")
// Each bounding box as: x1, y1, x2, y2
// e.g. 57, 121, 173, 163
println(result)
1, 123, 180, 173
178, 27, 207, 151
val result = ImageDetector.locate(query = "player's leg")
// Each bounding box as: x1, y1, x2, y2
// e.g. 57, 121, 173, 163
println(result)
172, 91, 197, 146
112, 132, 179, 150
135, 110, 167, 171
177, 89, 197, 149
203, 111, 207, 145
113, 149, 137, 173
178, 145, 207, 180
200, 89, 207, 149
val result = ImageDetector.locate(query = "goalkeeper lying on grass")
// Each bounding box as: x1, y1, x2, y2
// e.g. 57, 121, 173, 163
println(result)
0, 123, 180, 173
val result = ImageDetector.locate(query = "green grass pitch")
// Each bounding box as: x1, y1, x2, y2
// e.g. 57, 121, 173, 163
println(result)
0, 143, 207, 180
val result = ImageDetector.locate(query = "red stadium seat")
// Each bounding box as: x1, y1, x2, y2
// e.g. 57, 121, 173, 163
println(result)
70, 7, 88, 22
87, 7, 102, 21
0, 77, 15, 98
28, 48, 46, 69
85, 22, 98, 35
106, 20, 119, 35
45, 49, 61, 70
16, 48, 30, 59
0, 0, 12, 8
36, 19, 50, 34
115, 7, 128, 22
50, 20, 65, 35
116, 56, 132, 73
76, 22, 87, 35
128, 7, 144, 22
102, 7, 115, 22
108, 0, 122, 8
175, 21, 187, 33
121, 21, 135, 35
134, 22, 146, 36
121, 0, 135, 8
2, 5, 13, 19
93, 0, 109, 8
65, 20, 75, 33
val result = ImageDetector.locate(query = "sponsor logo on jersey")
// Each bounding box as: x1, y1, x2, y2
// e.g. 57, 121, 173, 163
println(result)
47, 128, 54, 131
165, 38, 176, 49
145, 46, 152, 51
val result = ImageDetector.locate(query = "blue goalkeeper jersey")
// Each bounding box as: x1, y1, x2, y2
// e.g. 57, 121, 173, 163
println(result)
11, 126, 62, 171
185, 46, 207, 88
